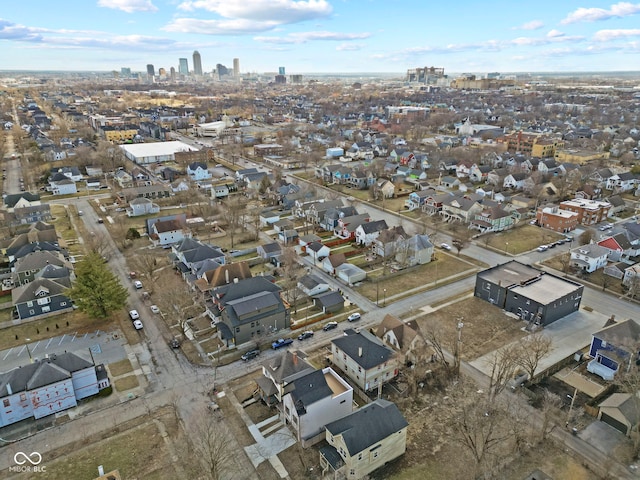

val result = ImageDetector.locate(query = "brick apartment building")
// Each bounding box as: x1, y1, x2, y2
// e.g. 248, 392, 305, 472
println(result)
536, 205, 579, 233
559, 199, 611, 226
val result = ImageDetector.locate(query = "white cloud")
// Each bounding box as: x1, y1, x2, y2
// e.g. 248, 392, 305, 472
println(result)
593, 28, 640, 41
97, 0, 158, 13
336, 43, 364, 51
561, 2, 640, 24
176, 0, 332, 23
254, 31, 370, 44
546, 29, 565, 38
513, 20, 544, 30
164, 18, 279, 35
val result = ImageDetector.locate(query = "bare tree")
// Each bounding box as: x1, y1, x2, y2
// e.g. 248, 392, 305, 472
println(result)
188, 408, 235, 480
486, 343, 520, 402
422, 318, 452, 375
155, 274, 205, 334
514, 333, 552, 383
279, 247, 304, 314
452, 231, 471, 257
220, 195, 248, 248
130, 251, 167, 285
451, 389, 514, 478
539, 389, 562, 441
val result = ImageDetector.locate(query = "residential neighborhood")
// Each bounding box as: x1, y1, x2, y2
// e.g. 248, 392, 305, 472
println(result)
2, 65, 640, 480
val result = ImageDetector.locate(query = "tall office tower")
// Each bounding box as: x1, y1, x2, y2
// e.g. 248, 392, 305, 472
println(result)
158, 67, 166, 77
216, 64, 229, 77
179, 58, 189, 75
121, 67, 131, 78
193, 51, 203, 76
233, 58, 240, 78
146, 64, 155, 77
278, 67, 285, 75
170, 67, 176, 82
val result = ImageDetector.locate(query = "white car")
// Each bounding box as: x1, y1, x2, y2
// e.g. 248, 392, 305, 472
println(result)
150, 305, 160, 314
440, 243, 452, 251
132, 319, 144, 330
133, 280, 143, 289
347, 312, 361, 322
129, 309, 140, 320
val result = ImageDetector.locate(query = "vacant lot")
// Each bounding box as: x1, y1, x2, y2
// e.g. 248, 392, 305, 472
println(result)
356, 254, 482, 302
484, 225, 566, 254
415, 296, 527, 361
32, 408, 182, 480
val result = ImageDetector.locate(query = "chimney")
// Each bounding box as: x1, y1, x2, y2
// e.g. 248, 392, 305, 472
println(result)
293, 352, 298, 365
358, 347, 363, 357
6, 383, 12, 395
225, 269, 229, 284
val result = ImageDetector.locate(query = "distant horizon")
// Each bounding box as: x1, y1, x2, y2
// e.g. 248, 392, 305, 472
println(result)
2, 2, 640, 73
2, 69, 640, 78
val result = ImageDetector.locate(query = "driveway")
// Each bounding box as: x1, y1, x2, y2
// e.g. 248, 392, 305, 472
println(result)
578, 420, 627, 455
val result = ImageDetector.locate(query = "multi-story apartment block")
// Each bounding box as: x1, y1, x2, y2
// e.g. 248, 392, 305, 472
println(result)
536, 205, 579, 233
559, 199, 611, 226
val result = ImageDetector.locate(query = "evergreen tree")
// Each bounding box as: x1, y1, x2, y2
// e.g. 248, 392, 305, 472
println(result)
66, 252, 128, 318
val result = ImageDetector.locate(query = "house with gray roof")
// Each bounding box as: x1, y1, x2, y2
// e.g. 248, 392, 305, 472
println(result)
12, 276, 73, 321
320, 399, 408, 479
395, 234, 433, 267
588, 319, 640, 382
282, 367, 353, 447
298, 274, 330, 297
570, 243, 609, 273
0, 351, 106, 427
312, 290, 345, 314
355, 219, 388, 246
256, 350, 314, 406
209, 276, 289, 348
331, 330, 398, 392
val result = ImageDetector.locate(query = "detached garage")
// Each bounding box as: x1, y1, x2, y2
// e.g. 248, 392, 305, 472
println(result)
598, 393, 639, 436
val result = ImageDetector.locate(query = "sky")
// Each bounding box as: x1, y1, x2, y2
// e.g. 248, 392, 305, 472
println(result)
1, 1, 640, 75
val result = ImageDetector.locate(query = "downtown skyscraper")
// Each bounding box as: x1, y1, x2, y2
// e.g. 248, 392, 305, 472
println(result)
192, 51, 202, 76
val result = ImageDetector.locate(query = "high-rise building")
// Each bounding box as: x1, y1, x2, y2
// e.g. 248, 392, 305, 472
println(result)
279, 67, 285, 75
146, 64, 155, 77
233, 58, 240, 78
216, 64, 229, 77
179, 58, 189, 75
170, 67, 176, 82
121, 67, 131, 78
193, 51, 203, 76
158, 67, 166, 77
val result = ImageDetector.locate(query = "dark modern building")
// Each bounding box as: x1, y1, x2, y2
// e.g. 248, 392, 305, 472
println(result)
146, 64, 155, 77
474, 261, 583, 326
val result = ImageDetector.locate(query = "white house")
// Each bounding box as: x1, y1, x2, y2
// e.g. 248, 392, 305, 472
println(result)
49, 178, 77, 196
0, 352, 105, 428
187, 162, 211, 181
151, 218, 189, 246
127, 197, 160, 217
570, 243, 609, 273
298, 274, 330, 297
282, 367, 353, 447
355, 220, 388, 246
503, 172, 528, 190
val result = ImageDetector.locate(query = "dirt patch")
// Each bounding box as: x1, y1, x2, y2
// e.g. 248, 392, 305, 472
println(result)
415, 297, 527, 361
114, 375, 140, 392
108, 358, 133, 377
37, 408, 181, 480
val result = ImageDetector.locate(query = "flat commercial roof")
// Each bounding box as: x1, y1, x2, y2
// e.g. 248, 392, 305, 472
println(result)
478, 261, 541, 287
510, 273, 581, 304
120, 141, 196, 158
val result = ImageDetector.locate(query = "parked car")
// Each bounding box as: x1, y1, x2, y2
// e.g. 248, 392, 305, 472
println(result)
150, 305, 160, 314
241, 349, 260, 361
440, 243, 452, 251
537, 245, 548, 252
97, 218, 104, 224
133, 319, 144, 330
347, 312, 361, 322
133, 280, 143, 289
129, 309, 140, 320
169, 338, 180, 349
323, 321, 338, 331
298, 331, 314, 341
272, 338, 294, 350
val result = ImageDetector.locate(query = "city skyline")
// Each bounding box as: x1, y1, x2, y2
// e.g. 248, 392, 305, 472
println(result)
1, 1, 640, 74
